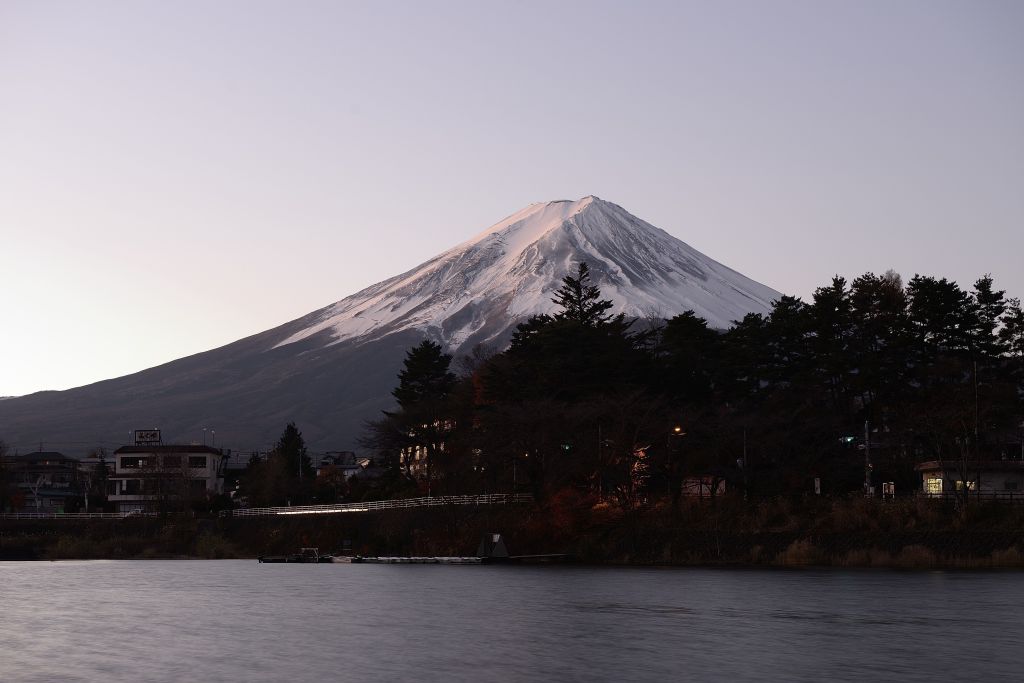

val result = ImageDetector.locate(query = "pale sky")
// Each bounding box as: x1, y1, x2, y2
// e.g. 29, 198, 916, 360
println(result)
1, 0, 1022, 397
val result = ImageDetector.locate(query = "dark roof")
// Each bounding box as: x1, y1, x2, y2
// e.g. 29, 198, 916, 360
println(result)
915, 460, 1024, 472
16, 451, 71, 462
114, 445, 223, 455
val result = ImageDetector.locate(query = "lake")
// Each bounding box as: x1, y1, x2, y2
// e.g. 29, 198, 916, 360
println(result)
1, 561, 1021, 682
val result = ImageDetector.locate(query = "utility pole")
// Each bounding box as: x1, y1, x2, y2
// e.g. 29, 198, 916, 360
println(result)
974, 360, 979, 441
742, 428, 748, 502
864, 420, 872, 497
974, 361, 981, 497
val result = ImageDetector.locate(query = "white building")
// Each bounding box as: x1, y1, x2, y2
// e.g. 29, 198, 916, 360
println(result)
916, 460, 1024, 499
108, 444, 226, 513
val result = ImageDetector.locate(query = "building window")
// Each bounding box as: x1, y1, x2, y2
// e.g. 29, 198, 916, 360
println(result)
163, 455, 182, 469
124, 479, 142, 494
190, 479, 206, 494
1005, 481, 1019, 491
955, 480, 977, 491
188, 456, 207, 469
121, 457, 150, 469
925, 478, 943, 494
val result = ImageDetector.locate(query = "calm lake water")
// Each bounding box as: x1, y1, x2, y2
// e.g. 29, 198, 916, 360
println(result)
1, 561, 1021, 682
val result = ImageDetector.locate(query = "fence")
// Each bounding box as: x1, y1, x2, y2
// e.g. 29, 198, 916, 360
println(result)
0, 511, 157, 520
913, 491, 1024, 504
222, 493, 534, 518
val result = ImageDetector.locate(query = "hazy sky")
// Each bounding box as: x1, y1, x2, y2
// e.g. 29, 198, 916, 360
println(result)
1, 0, 1022, 397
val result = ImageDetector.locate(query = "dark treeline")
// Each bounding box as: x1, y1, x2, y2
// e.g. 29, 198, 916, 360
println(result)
366, 264, 1024, 507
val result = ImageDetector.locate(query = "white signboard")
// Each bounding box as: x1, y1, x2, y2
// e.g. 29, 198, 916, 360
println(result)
134, 429, 161, 446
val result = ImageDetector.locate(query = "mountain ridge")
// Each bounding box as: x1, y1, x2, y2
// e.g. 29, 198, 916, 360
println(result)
272, 196, 779, 354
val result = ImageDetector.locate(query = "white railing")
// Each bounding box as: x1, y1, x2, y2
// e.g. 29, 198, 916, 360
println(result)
223, 493, 534, 517
914, 491, 1024, 503
0, 511, 156, 520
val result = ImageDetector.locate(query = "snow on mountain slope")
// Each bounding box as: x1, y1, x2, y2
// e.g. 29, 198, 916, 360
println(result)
275, 196, 780, 352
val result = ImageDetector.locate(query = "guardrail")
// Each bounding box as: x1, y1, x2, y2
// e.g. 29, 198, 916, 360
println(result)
0, 511, 157, 520
914, 491, 1024, 503
222, 493, 535, 517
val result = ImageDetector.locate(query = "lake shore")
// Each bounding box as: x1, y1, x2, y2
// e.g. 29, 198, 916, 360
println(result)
3, 497, 1024, 568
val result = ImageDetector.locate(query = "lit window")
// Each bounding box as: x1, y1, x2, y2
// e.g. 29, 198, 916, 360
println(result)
121, 457, 149, 469
925, 478, 943, 494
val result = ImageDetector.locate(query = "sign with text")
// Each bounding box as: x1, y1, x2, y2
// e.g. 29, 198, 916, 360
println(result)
134, 429, 161, 446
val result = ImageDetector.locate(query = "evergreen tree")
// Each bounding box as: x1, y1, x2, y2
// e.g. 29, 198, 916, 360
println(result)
718, 311, 770, 400
907, 275, 974, 356
389, 340, 458, 493
764, 295, 811, 381
273, 422, 313, 481
971, 274, 1008, 359
551, 262, 622, 327
1000, 298, 1024, 358
810, 276, 854, 413
849, 270, 910, 420
393, 341, 456, 409
659, 310, 721, 401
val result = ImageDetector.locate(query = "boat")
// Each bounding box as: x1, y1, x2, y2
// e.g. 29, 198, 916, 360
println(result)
258, 547, 335, 563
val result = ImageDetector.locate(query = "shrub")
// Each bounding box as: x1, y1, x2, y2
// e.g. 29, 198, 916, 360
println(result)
774, 539, 824, 566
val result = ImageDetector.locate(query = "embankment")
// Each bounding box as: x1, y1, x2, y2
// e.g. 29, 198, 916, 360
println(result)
3, 496, 1024, 568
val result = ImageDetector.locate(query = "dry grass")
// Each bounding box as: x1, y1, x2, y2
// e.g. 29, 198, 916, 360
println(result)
773, 539, 825, 566
989, 547, 1024, 568
892, 544, 938, 569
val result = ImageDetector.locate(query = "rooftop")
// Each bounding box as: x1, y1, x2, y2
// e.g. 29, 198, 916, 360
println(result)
114, 445, 223, 455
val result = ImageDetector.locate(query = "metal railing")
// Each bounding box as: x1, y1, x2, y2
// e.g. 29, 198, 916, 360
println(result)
914, 491, 1024, 503
0, 511, 157, 520
222, 493, 534, 517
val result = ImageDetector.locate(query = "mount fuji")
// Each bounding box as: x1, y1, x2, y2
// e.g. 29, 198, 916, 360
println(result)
0, 197, 780, 455
275, 196, 777, 352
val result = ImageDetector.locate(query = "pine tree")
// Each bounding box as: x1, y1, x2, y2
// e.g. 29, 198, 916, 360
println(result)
551, 262, 621, 327
849, 271, 910, 419
810, 276, 853, 412
659, 310, 721, 401
393, 341, 456, 409
1000, 298, 1024, 358
390, 340, 457, 494
273, 422, 312, 480
907, 275, 974, 355
971, 274, 1007, 359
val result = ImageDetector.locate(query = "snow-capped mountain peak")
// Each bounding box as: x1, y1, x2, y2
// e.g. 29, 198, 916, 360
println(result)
274, 196, 780, 352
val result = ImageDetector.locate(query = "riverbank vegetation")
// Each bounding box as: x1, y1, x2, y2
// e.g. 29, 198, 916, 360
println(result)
4, 495, 1024, 568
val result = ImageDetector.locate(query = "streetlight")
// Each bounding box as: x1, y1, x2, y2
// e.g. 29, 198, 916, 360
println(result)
666, 424, 686, 502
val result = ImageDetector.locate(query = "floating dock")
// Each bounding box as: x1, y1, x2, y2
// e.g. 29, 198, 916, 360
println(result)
341, 556, 482, 564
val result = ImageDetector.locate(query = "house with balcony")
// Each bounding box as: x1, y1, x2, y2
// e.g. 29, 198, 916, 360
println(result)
108, 444, 227, 513
1, 451, 84, 512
